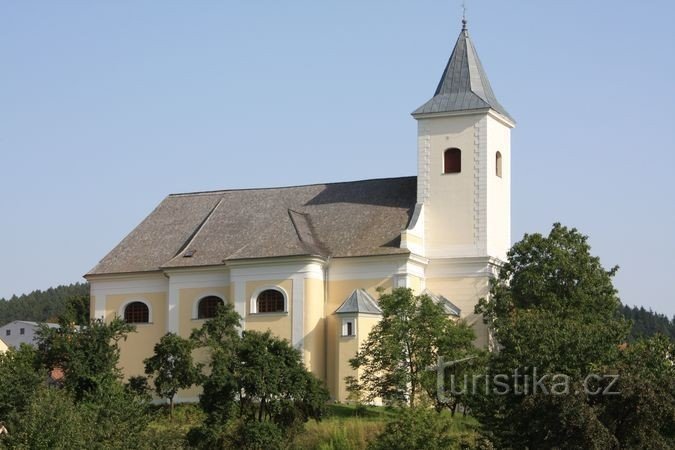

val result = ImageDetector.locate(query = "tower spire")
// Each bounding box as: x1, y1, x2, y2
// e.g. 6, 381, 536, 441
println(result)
411, 18, 514, 122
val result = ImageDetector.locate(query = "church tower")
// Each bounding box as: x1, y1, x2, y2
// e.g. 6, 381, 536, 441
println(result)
402, 20, 515, 347
411, 19, 515, 262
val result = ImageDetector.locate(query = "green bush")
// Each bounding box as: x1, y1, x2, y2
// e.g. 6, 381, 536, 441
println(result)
368, 408, 457, 450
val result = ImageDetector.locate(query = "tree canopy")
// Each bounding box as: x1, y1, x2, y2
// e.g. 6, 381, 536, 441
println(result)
348, 287, 477, 409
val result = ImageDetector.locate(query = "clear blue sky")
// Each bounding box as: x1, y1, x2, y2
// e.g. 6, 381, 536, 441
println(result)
1, 1, 673, 316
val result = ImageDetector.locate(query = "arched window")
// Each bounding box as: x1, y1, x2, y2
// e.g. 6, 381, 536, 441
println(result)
124, 301, 149, 323
197, 296, 224, 319
256, 289, 285, 313
444, 148, 461, 174
496, 151, 502, 178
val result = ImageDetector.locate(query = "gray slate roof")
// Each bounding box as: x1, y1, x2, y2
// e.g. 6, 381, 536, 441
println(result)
421, 289, 461, 317
412, 22, 514, 122
335, 289, 382, 315
87, 177, 417, 276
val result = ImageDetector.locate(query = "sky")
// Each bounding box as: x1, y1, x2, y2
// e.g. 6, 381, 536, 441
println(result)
1, 1, 674, 316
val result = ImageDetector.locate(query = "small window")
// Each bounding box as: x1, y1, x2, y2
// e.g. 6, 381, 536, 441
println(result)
5, 329, 10, 336
124, 301, 149, 324
20, 328, 25, 335
256, 289, 285, 313
496, 151, 502, 178
342, 319, 355, 337
444, 148, 461, 174
197, 296, 224, 319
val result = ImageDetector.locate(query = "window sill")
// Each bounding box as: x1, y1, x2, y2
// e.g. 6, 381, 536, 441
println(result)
249, 312, 288, 317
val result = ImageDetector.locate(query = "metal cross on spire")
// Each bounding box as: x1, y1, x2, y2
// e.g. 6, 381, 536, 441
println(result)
461, 0, 468, 30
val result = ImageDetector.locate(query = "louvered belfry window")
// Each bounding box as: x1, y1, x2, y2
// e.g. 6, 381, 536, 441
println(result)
124, 302, 149, 323
256, 289, 285, 313
198, 296, 224, 319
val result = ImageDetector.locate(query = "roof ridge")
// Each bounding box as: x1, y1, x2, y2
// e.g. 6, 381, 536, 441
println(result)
168, 175, 416, 198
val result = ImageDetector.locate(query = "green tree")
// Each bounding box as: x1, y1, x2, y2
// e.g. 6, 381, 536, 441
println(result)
368, 407, 458, 450
0, 344, 46, 426
347, 287, 476, 408
61, 295, 90, 326
473, 223, 645, 448
35, 317, 135, 400
188, 304, 328, 448
3, 386, 92, 450
144, 332, 201, 418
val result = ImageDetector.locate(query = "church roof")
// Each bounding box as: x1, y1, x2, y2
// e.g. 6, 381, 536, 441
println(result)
87, 177, 417, 276
335, 289, 382, 315
412, 21, 513, 122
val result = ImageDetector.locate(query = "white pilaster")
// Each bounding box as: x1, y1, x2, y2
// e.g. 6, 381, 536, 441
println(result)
291, 273, 304, 354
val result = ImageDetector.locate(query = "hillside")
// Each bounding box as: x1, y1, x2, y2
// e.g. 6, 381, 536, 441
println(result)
621, 304, 675, 341
0, 282, 89, 326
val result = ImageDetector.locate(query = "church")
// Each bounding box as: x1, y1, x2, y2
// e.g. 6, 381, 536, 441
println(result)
85, 20, 514, 402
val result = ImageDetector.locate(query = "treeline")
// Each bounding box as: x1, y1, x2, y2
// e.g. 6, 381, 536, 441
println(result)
0, 282, 89, 326
621, 304, 675, 341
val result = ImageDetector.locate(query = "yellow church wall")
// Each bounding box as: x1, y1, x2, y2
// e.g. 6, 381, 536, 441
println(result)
425, 276, 490, 347
408, 275, 422, 294
105, 292, 167, 380
244, 278, 293, 342
325, 277, 393, 400
303, 278, 325, 381
178, 286, 230, 338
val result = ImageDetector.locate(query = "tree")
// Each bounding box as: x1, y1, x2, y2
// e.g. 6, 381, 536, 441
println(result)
472, 223, 671, 448
368, 407, 458, 450
0, 344, 46, 426
188, 304, 328, 448
62, 295, 90, 326
347, 287, 476, 408
35, 317, 135, 400
144, 332, 201, 418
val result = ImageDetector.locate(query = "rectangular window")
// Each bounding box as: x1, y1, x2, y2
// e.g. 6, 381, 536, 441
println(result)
341, 319, 355, 337
5, 329, 10, 336
20, 328, 25, 335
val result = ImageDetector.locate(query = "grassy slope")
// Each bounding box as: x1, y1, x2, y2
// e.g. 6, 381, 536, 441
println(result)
146, 404, 479, 450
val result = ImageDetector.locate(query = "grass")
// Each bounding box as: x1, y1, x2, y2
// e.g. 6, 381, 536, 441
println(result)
145, 403, 479, 449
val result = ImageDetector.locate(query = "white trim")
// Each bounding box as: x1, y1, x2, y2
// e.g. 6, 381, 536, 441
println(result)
233, 279, 246, 330
117, 299, 153, 324
94, 294, 106, 320
249, 285, 289, 315
341, 317, 356, 337
192, 293, 226, 319
291, 274, 304, 354
425, 256, 502, 278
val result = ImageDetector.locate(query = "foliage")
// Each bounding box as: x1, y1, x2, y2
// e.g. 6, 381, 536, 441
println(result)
596, 334, 675, 449
0, 282, 89, 326
348, 287, 476, 408
367, 408, 458, 450
0, 344, 46, 426
473, 223, 674, 448
189, 304, 329, 448
2, 386, 92, 449
144, 332, 201, 417
35, 316, 135, 400
620, 304, 675, 341
126, 375, 152, 400
61, 294, 91, 326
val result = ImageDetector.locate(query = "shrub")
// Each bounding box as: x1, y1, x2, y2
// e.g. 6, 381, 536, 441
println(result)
368, 408, 457, 450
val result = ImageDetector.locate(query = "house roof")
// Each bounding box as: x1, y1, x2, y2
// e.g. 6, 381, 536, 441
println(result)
0, 321, 60, 329
412, 21, 514, 122
421, 289, 461, 317
87, 176, 417, 276
335, 289, 382, 315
